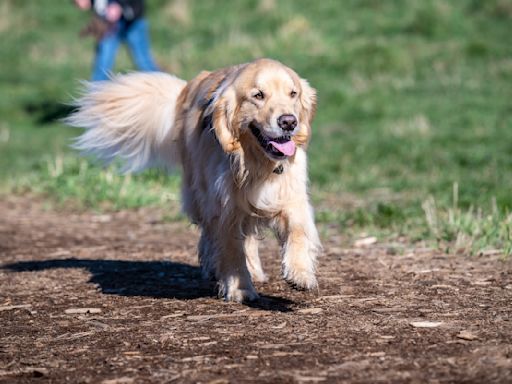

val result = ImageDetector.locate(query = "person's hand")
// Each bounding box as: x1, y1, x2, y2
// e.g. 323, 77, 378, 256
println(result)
105, 2, 123, 22
74, 0, 91, 10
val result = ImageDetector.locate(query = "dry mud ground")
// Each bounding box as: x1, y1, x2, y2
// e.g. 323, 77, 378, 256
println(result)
0, 197, 511, 383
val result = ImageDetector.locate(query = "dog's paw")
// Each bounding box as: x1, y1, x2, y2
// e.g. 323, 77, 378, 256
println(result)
249, 269, 268, 283
224, 287, 260, 303
284, 270, 318, 291
219, 278, 259, 303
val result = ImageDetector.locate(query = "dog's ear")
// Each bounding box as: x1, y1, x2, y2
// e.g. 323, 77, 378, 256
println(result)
207, 86, 240, 153
296, 78, 317, 145
299, 78, 317, 128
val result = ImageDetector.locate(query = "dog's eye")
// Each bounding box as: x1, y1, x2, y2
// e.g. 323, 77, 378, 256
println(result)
253, 91, 265, 100
290, 90, 297, 98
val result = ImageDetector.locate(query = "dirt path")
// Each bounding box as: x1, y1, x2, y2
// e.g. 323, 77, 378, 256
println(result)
1, 197, 511, 383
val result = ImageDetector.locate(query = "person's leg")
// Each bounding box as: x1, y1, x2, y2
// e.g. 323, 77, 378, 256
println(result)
125, 18, 159, 72
91, 25, 122, 81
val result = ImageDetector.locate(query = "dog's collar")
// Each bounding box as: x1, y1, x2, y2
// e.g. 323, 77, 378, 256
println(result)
273, 164, 284, 174
202, 95, 214, 131
202, 111, 213, 132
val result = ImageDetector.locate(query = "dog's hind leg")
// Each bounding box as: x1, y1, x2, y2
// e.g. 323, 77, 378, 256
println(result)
245, 234, 267, 283
198, 231, 216, 280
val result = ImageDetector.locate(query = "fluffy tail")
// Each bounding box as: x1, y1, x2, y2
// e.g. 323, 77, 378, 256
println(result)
66, 72, 187, 172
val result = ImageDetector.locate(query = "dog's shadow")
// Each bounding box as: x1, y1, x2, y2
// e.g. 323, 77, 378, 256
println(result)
3, 258, 294, 312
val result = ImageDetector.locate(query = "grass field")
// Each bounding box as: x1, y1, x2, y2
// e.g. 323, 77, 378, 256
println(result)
1, 0, 511, 254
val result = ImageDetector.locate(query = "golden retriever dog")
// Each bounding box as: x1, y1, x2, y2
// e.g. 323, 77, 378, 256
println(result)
67, 58, 321, 302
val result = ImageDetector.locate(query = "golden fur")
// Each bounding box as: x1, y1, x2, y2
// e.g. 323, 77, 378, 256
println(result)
67, 58, 321, 302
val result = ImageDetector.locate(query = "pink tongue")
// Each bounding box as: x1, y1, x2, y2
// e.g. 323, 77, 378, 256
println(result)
269, 140, 296, 156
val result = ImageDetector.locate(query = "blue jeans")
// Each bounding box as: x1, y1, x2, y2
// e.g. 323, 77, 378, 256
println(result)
92, 18, 159, 81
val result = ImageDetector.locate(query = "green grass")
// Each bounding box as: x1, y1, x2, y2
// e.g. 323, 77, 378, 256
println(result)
1, 0, 511, 254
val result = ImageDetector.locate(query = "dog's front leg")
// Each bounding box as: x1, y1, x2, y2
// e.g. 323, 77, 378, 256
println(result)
216, 232, 259, 302
278, 201, 321, 290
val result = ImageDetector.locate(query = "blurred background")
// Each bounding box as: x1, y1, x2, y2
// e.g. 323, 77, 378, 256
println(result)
1, 0, 511, 253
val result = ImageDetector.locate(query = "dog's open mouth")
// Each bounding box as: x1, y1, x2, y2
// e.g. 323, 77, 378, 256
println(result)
249, 123, 296, 158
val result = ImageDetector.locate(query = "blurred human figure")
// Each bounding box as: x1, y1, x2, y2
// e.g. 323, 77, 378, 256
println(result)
75, 0, 160, 81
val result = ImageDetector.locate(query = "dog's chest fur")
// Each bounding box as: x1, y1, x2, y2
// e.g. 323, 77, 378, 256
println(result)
243, 148, 308, 216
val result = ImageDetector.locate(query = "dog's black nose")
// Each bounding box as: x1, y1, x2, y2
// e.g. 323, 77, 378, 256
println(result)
277, 114, 297, 132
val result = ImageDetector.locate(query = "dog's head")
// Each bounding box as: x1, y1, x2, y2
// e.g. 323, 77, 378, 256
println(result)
205, 58, 317, 161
